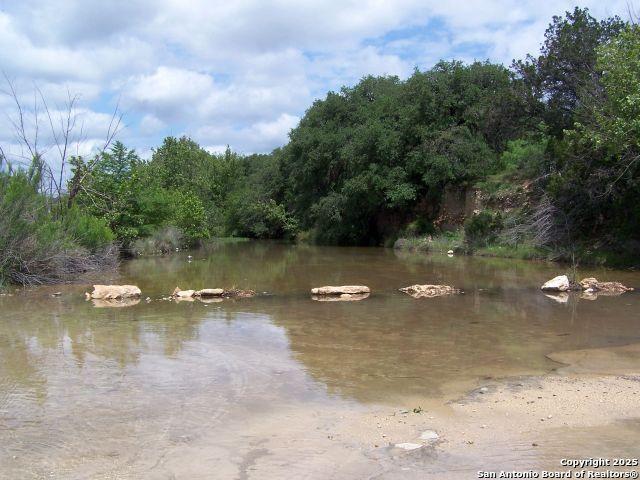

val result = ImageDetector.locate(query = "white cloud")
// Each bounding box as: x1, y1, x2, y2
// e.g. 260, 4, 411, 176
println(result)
0, 0, 632, 153
139, 114, 166, 135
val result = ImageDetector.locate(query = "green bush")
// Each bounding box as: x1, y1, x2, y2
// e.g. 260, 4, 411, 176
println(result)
62, 206, 115, 250
170, 191, 209, 244
402, 218, 435, 237
226, 194, 298, 240
131, 226, 184, 255
464, 211, 503, 247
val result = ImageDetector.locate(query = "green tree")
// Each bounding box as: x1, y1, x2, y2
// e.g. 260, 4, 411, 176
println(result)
514, 7, 624, 135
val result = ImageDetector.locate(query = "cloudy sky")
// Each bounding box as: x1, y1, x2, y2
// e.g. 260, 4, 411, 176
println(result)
0, 0, 630, 160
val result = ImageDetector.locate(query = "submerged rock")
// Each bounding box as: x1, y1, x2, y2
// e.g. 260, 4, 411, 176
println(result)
579, 277, 633, 294
311, 285, 371, 295
88, 285, 141, 300
540, 275, 570, 292
399, 284, 461, 298
311, 293, 370, 302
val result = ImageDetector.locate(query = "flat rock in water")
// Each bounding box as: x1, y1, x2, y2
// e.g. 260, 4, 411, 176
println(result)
399, 285, 460, 298
311, 293, 370, 302
223, 289, 256, 298
196, 288, 224, 297
175, 289, 196, 298
579, 277, 633, 294
540, 275, 570, 292
89, 285, 141, 300
311, 285, 370, 295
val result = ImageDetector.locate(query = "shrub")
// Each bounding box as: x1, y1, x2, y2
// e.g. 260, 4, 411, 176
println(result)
464, 211, 503, 247
62, 206, 115, 250
131, 226, 184, 255
170, 192, 209, 245
0, 171, 116, 286
226, 192, 298, 240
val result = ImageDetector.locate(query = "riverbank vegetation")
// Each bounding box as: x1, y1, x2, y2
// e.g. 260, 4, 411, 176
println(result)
2, 7, 639, 285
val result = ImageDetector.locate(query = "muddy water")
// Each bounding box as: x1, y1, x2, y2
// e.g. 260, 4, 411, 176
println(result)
0, 242, 639, 479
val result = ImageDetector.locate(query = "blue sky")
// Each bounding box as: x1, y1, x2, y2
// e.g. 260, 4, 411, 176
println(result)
0, 0, 631, 161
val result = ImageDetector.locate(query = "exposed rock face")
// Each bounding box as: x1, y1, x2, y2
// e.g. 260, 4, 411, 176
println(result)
579, 277, 634, 294
311, 293, 370, 302
540, 275, 570, 292
88, 285, 141, 300
399, 284, 461, 298
311, 286, 371, 295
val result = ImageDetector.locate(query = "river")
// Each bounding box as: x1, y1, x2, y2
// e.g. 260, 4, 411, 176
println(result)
1, 242, 639, 479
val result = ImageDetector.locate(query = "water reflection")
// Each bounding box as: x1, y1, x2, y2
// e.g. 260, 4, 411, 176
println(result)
0, 243, 639, 476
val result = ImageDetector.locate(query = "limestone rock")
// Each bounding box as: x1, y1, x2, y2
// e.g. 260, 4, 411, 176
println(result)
223, 289, 256, 298
196, 288, 224, 297
88, 285, 141, 300
172, 287, 255, 300
540, 275, 570, 292
311, 293, 370, 302
579, 277, 633, 294
399, 284, 461, 298
311, 285, 370, 295
172, 287, 196, 298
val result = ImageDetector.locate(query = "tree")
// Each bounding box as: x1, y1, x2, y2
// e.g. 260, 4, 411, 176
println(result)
514, 7, 624, 135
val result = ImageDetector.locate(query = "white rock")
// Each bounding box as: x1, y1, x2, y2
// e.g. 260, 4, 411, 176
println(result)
89, 285, 141, 299
172, 287, 196, 298
196, 288, 224, 297
540, 275, 570, 292
419, 430, 439, 441
311, 285, 370, 295
395, 443, 422, 450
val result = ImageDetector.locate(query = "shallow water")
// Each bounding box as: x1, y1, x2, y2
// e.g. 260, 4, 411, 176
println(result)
1, 242, 639, 478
